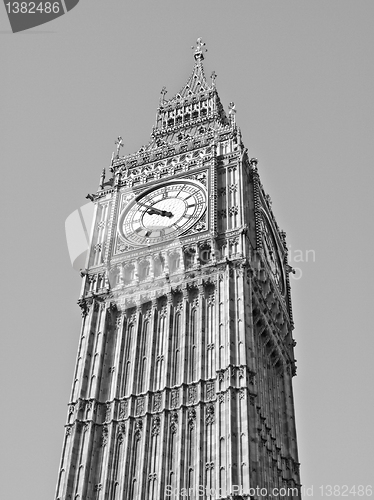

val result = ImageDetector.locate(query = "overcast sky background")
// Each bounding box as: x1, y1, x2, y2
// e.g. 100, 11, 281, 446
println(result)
1, 1, 373, 498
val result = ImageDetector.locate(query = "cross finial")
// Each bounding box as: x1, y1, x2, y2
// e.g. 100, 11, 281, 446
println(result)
115, 136, 124, 157
211, 71, 217, 86
160, 86, 167, 103
192, 37, 207, 62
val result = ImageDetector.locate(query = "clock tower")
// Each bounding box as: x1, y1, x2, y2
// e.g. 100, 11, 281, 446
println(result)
56, 39, 302, 499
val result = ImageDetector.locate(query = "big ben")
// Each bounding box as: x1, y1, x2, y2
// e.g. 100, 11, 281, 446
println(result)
56, 39, 302, 500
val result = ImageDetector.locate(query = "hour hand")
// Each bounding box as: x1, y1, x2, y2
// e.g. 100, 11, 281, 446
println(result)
147, 207, 173, 218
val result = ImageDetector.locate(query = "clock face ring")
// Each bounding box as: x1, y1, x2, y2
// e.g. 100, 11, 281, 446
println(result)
119, 180, 206, 246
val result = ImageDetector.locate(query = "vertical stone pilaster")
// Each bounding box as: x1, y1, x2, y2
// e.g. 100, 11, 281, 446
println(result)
210, 146, 218, 234
90, 302, 108, 401
179, 285, 189, 386
141, 302, 153, 394
197, 282, 205, 382
128, 304, 142, 396
71, 297, 95, 402
110, 312, 125, 400
148, 297, 159, 391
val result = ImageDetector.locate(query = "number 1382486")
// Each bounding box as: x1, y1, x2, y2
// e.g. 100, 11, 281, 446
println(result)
5, 2, 60, 13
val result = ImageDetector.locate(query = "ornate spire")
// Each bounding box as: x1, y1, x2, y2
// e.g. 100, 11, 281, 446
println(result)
170, 39, 210, 100
109, 39, 230, 164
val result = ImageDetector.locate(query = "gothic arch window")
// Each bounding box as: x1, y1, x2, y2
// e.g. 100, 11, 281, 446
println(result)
109, 266, 120, 287
184, 247, 195, 269
154, 256, 164, 277
199, 245, 211, 265
169, 252, 180, 274
124, 264, 135, 285
139, 260, 150, 281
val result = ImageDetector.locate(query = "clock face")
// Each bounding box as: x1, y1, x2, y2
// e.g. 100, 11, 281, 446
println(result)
119, 180, 206, 246
261, 215, 285, 293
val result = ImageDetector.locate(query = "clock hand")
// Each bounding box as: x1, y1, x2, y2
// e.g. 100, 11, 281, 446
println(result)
149, 208, 174, 218
137, 201, 173, 218
146, 207, 173, 218
160, 210, 173, 218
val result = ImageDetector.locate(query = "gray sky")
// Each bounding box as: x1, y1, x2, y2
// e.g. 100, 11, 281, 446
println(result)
1, 1, 373, 498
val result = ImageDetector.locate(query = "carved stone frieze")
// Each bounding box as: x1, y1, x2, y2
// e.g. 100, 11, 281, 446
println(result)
188, 386, 197, 404
188, 408, 196, 428
101, 426, 108, 447
171, 389, 179, 409
170, 411, 178, 434
206, 381, 215, 401
151, 416, 161, 436
77, 297, 92, 317
117, 422, 126, 442
206, 404, 215, 425
136, 396, 145, 416
218, 392, 226, 404
105, 403, 111, 422
153, 393, 162, 412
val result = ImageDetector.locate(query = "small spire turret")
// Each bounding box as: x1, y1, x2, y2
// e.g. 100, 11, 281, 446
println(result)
99, 168, 105, 190
228, 102, 236, 124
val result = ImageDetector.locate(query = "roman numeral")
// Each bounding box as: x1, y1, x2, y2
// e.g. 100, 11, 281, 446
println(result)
185, 191, 197, 200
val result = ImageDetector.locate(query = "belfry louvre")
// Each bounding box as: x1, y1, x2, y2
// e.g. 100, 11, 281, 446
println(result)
55, 39, 301, 500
